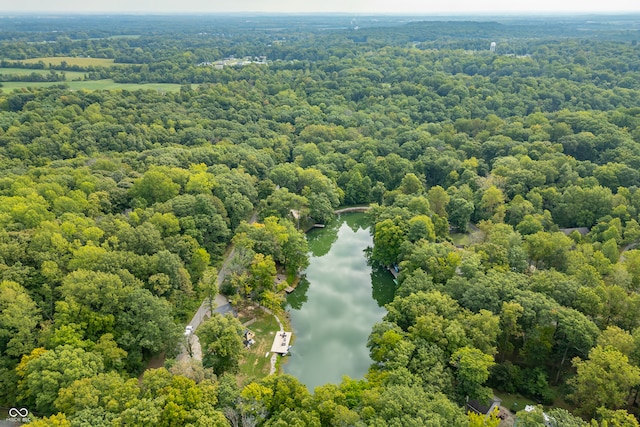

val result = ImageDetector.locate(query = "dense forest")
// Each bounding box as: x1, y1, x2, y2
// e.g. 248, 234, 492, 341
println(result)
2, 13, 640, 426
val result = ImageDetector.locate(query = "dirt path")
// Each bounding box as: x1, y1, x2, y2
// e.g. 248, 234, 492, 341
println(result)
178, 334, 202, 362
619, 242, 638, 263
269, 352, 278, 374
176, 296, 227, 363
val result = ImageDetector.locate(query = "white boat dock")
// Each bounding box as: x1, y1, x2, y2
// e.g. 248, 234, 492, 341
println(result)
270, 331, 292, 354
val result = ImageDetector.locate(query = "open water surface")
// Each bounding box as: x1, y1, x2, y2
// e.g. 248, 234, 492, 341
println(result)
284, 213, 396, 390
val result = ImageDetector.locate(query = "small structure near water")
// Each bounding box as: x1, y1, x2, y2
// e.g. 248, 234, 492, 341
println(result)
244, 329, 256, 348
271, 331, 292, 355
387, 264, 399, 284
334, 206, 370, 214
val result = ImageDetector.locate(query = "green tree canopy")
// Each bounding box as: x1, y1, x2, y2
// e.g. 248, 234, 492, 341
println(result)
198, 313, 245, 375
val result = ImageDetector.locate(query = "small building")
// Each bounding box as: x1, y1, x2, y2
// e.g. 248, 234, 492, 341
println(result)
244, 329, 255, 347
387, 265, 399, 280
467, 396, 502, 418
290, 209, 301, 228
270, 331, 292, 355
559, 227, 590, 236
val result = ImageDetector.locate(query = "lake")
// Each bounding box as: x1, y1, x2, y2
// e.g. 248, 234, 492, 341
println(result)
284, 213, 396, 390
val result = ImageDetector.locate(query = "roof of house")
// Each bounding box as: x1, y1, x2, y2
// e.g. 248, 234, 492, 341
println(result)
467, 397, 502, 415
559, 227, 590, 236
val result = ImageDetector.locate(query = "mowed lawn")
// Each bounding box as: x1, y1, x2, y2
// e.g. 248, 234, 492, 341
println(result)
0, 80, 188, 93
236, 303, 282, 383
17, 56, 119, 67
494, 390, 538, 413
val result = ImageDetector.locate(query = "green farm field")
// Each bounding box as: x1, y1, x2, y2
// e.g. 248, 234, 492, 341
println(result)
0, 68, 86, 80
17, 57, 119, 67
0, 80, 188, 93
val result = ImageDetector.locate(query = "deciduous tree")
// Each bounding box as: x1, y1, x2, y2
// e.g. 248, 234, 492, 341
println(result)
198, 313, 245, 375
16, 346, 104, 414
568, 345, 640, 418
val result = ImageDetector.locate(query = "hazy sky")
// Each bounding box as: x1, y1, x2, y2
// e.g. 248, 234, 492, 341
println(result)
4, 0, 640, 14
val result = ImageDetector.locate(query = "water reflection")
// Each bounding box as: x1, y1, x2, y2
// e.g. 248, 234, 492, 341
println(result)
284, 213, 394, 390
370, 267, 397, 307
286, 276, 310, 310
306, 221, 340, 257
342, 212, 369, 233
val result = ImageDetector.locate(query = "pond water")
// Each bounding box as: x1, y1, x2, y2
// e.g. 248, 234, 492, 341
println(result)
284, 213, 396, 390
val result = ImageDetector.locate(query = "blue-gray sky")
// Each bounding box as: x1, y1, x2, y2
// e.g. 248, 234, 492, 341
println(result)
4, 0, 640, 14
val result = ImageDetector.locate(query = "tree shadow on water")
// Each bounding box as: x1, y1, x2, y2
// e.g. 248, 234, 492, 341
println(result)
370, 267, 397, 307
286, 276, 310, 310
306, 221, 340, 257
343, 212, 370, 233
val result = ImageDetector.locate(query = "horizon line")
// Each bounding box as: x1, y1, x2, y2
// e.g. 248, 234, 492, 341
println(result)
2, 11, 640, 16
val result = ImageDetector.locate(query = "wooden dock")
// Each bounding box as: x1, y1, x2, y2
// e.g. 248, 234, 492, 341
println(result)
284, 286, 295, 294
334, 206, 371, 214
271, 331, 292, 354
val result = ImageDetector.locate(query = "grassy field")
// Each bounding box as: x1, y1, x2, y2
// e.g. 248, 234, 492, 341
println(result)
0, 67, 86, 80
0, 80, 187, 93
494, 390, 538, 413
17, 56, 118, 67
450, 232, 472, 247
236, 303, 282, 384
